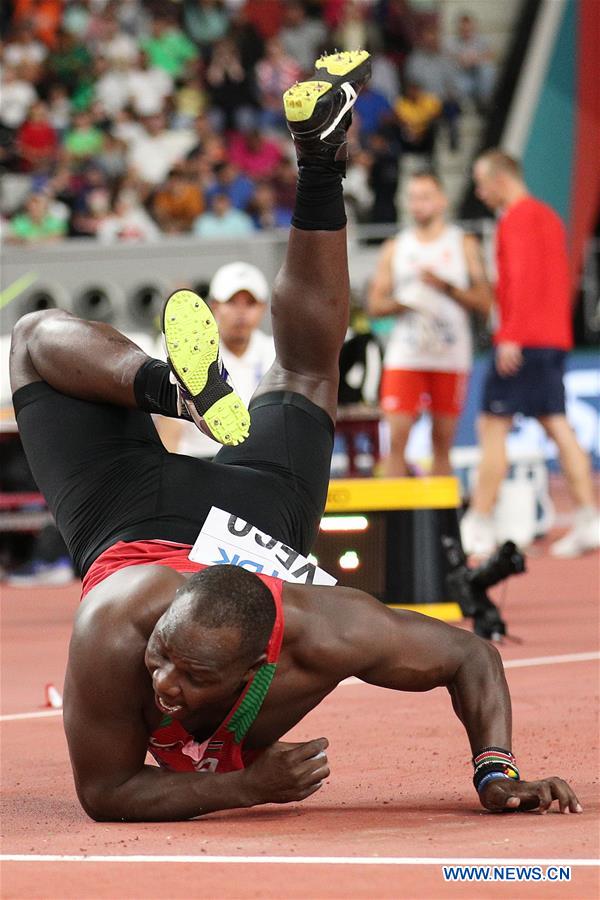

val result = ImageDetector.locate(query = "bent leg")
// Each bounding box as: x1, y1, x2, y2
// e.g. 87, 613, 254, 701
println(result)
10, 309, 148, 404
470, 413, 512, 514
539, 414, 596, 508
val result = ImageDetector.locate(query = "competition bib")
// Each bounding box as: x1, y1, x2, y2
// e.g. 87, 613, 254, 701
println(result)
189, 507, 337, 586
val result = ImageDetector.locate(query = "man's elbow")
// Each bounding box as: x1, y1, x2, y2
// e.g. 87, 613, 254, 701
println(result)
470, 633, 505, 681
77, 782, 127, 823
454, 630, 505, 683
79, 791, 117, 822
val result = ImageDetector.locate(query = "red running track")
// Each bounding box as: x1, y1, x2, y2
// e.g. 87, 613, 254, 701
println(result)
1, 533, 599, 898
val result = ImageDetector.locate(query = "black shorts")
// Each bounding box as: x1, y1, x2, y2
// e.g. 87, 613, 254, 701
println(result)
482, 348, 567, 418
13, 385, 334, 576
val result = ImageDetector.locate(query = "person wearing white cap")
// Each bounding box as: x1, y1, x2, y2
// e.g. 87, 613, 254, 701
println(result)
159, 262, 275, 458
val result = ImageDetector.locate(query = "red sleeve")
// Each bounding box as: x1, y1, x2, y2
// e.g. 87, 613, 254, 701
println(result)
495, 215, 524, 342
494, 200, 572, 349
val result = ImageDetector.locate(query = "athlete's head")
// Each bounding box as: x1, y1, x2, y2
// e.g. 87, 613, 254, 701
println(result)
406, 170, 447, 228
473, 149, 524, 211
208, 262, 269, 355
145, 566, 276, 719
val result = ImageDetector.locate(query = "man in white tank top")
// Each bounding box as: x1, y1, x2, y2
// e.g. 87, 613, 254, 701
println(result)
368, 170, 492, 475
158, 262, 275, 458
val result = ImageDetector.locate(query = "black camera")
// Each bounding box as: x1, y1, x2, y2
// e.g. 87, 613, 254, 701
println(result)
442, 536, 526, 641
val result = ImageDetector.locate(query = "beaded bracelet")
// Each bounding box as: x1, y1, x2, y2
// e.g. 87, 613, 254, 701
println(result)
473, 746, 520, 793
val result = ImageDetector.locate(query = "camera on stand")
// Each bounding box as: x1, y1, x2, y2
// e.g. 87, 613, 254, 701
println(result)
442, 536, 526, 641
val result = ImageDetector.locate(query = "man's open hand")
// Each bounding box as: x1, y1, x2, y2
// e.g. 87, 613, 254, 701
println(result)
479, 776, 583, 814
244, 738, 330, 805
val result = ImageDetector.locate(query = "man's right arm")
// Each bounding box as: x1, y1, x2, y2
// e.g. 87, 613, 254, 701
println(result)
64, 600, 328, 822
308, 588, 580, 814
367, 238, 411, 317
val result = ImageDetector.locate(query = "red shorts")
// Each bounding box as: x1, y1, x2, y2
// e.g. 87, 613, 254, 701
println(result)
380, 369, 468, 417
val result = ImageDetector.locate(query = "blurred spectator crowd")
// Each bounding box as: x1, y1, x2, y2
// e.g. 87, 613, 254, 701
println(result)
1, 0, 496, 245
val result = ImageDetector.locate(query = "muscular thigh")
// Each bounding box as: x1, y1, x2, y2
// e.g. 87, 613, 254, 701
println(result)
213, 391, 334, 553
14, 382, 165, 575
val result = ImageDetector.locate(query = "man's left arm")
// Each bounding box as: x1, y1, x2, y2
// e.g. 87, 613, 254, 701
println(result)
421, 234, 493, 315
330, 592, 582, 814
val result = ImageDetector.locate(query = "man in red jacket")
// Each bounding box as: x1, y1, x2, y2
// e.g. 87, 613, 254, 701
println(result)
461, 149, 599, 558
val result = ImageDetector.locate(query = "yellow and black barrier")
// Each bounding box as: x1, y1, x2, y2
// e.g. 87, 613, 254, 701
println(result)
313, 477, 463, 622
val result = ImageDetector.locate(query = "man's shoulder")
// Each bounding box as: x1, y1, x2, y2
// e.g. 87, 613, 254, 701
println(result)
283, 583, 382, 674
78, 563, 183, 643
507, 196, 561, 224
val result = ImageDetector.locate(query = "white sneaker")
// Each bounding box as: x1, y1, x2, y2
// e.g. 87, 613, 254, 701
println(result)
550, 507, 600, 558
460, 510, 496, 557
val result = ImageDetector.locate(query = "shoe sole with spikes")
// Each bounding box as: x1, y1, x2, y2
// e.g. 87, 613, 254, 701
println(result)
283, 50, 371, 163
162, 289, 250, 446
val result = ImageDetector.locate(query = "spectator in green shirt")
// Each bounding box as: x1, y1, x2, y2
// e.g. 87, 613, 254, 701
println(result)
63, 110, 105, 161
141, 15, 198, 79
8, 193, 67, 243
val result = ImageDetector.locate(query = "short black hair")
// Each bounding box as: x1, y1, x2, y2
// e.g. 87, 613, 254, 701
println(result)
178, 566, 276, 662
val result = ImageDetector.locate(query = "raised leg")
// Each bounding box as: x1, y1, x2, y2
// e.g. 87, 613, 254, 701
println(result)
253, 51, 372, 424
255, 227, 349, 421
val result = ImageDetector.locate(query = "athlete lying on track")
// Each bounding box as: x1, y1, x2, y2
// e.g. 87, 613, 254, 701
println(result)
10, 53, 581, 822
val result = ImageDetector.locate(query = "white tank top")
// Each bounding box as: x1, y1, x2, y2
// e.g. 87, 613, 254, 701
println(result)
384, 225, 472, 372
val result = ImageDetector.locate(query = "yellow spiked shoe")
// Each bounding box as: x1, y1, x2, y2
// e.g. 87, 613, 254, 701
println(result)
162, 289, 250, 447
283, 50, 371, 165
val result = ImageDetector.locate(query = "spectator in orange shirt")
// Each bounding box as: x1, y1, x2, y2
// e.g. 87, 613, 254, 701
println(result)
12, 0, 61, 47
151, 165, 205, 234
461, 150, 599, 559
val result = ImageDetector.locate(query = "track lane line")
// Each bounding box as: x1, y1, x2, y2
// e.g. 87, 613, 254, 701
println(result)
503, 651, 600, 669
0, 709, 63, 723
1, 855, 598, 866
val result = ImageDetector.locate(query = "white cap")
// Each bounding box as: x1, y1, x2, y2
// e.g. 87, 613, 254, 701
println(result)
209, 262, 269, 304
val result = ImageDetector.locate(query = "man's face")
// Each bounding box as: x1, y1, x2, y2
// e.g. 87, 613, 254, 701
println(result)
142, 113, 165, 137
406, 177, 447, 227
421, 27, 439, 53
459, 16, 475, 40
212, 290, 265, 350
27, 194, 48, 222
212, 193, 230, 217
473, 159, 504, 210
145, 607, 252, 720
